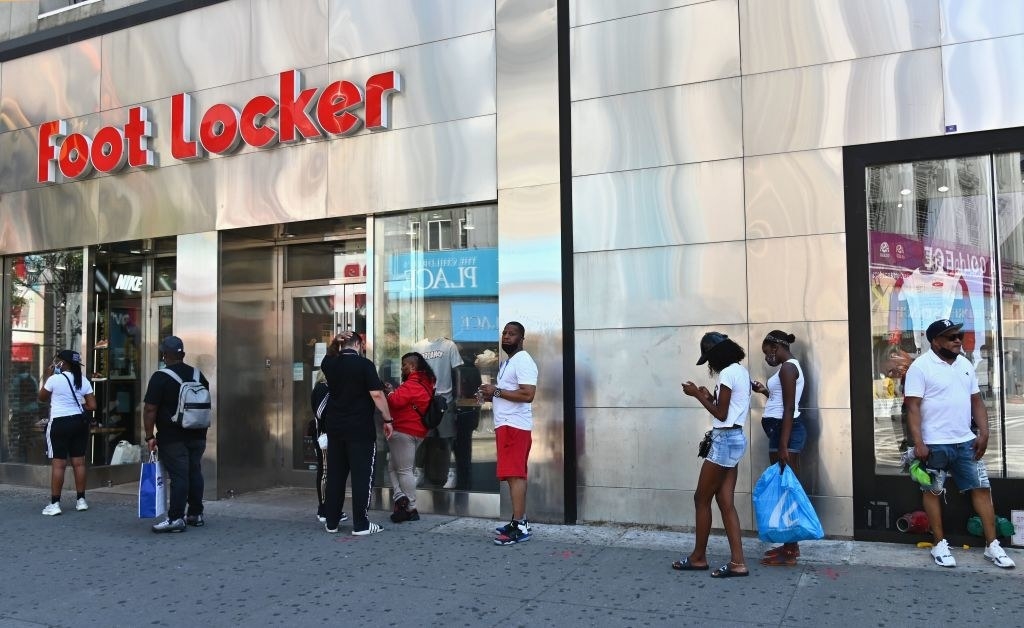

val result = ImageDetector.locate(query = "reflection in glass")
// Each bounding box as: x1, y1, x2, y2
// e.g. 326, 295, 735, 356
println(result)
995, 151, 1024, 478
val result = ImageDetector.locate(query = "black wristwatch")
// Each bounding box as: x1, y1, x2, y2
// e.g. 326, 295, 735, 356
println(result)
493, 388, 502, 398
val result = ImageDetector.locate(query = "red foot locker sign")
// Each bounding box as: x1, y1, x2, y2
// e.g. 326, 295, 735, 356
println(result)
37, 69, 402, 183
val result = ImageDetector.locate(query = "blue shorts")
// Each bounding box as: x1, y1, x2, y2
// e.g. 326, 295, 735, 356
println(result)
761, 417, 807, 453
922, 439, 990, 493
706, 428, 746, 468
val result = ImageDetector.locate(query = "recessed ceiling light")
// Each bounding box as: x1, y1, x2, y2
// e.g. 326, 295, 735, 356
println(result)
900, 188, 911, 195
938, 185, 949, 193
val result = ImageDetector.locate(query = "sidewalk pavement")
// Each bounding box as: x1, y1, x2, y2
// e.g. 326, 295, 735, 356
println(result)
1, 483, 1020, 628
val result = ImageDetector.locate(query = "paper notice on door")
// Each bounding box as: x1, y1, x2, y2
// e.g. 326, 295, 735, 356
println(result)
313, 343, 327, 368
292, 362, 304, 381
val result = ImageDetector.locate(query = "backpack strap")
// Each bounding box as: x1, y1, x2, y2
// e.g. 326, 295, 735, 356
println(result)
411, 380, 435, 418
159, 367, 184, 384
192, 367, 201, 383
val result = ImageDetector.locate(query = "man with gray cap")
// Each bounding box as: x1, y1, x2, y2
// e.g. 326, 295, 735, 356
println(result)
144, 336, 210, 533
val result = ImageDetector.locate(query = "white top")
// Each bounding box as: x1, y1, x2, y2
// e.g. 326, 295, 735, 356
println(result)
412, 337, 464, 401
43, 372, 94, 418
904, 350, 979, 444
492, 350, 538, 431
763, 358, 804, 420
714, 362, 750, 428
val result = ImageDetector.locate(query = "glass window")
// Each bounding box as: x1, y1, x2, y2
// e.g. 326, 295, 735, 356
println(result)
285, 240, 366, 283
153, 256, 176, 292
995, 151, 1024, 477
374, 204, 500, 492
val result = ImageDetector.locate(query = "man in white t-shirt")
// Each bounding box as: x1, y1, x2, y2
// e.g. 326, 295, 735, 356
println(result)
478, 321, 537, 545
904, 319, 1014, 570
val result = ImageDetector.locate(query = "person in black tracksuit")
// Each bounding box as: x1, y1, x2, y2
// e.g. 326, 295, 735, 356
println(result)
309, 372, 331, 522
319, 332, 394, 535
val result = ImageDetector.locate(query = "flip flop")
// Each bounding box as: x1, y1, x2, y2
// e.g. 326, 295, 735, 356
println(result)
710, 562, 749, 578
671, 557, 709, 571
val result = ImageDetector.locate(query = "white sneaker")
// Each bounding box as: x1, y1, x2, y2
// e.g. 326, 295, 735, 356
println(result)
42, 502, 62, 516
930, 539, 956, 568
352, 522, 383, 536
984, 539, 1016, 569
76, 498, 89, 511
443, 469, 457, 489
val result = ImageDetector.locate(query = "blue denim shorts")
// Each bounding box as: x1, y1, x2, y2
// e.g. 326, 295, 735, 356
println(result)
761, 417, 807, 453
922, 439, 990, 493
706, 428, 747, 468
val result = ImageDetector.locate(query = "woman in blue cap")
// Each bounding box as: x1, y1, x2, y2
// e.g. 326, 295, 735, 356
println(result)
672, 332, 750, 577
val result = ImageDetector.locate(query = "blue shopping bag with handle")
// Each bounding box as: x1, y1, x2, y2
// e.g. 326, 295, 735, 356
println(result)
138, 452, 166, 519
753, 464, 825, 543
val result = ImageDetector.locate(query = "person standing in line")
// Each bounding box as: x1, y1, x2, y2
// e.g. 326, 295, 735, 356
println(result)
752, 330, 807, 566
672, 332, 750, 578
384, 352, 435, 523
905, 319, 1015, 569
320, 332, 394, 536
478, 321, 538, 545
144, 336, 209, 533
38, 350, 97, 515
309, 369, 347, 524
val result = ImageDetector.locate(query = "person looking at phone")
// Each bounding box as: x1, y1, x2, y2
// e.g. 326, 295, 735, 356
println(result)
751, 330, 806, 566
38, 350, 97, 515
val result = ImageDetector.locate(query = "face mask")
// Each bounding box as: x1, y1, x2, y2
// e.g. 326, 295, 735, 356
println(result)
765, 352, 779, 367
52, 361, 62, 374
937, 347, 960, 360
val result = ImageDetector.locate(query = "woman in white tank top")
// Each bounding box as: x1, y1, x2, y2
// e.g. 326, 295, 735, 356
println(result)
751, 330, 807, 566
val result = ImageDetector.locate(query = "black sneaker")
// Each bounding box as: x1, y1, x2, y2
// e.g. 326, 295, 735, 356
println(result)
495, 518, 529, 535
494, 520, 531, 545
185, 514, 205, 527
407, 509, 420, 521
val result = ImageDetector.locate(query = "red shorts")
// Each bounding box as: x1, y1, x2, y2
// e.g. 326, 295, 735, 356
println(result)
495, 425, 532, 479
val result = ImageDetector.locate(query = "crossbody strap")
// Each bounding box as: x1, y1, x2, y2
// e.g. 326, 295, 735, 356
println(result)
411, 380, 435, 417
61, 372, 86, 414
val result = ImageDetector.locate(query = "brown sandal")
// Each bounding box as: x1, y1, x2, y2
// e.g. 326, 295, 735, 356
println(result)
763, 544, 800, 558
760, 549, 798, 566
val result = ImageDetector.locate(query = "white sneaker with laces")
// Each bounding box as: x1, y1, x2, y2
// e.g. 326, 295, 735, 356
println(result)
42, 502, 62, 516
352, 522, 383, 536
930, 539, 956, 568
76, 498, 88, 511
984, 539, 1016, 569
443, 469, 457, 489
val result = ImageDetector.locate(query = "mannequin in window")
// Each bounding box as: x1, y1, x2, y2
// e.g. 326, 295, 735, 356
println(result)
888, 253, 975, 354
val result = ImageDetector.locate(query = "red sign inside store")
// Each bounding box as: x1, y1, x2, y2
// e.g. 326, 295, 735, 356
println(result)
37, 69, 402, 183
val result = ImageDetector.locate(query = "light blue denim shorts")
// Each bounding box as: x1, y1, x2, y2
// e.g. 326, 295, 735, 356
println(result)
707, 427, 747, 468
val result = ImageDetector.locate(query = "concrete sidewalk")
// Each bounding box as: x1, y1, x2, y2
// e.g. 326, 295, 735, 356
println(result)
2, 483, 1020, 628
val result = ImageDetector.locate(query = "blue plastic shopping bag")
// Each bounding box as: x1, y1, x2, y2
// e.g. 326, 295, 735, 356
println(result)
138, 453, 166, 519
753, 464, 825, 543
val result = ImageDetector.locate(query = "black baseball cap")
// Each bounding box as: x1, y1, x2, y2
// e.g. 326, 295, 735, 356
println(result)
926, 319, 964, 343
56, 350, 81, 365
696, 332, 729, 365
159, 335, 185, 354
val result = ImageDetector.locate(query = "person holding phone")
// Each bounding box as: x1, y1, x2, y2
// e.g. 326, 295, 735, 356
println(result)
38, 350, 97, 515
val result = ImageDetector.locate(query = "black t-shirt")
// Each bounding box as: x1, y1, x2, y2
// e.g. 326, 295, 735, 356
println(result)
144, 361, 210, 443
320, 349, 383, 441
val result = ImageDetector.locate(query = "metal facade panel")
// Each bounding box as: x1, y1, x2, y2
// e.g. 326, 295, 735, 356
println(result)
0, 38, 101, 132
326, 115, 496, 215
0, 182, 98, 254
746, 321, 851, 412
578, 485, 754, 529
940, 0, 1024, 45
740, 0, 940, 75
574, 241, 748, 329
742, 49, 942, 156
943, 35, 1024, 134
327, 0, 494, 62
573, 160, 745, 252
328, 31, 496, 130
570, 0, 739, 101
0, 126, 44, 194
251, 0, 329, 78
100, 2, 252, 109
569, 0, 708, 27
745, 148, 845, 239
746, 233, 849, 323
495, 0, 559, 190
572, 78, 743, 177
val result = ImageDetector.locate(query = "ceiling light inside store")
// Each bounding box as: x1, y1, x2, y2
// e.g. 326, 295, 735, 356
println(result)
897, 203, 903, 208
938, 185, 949, 193
900, 188, 911, 195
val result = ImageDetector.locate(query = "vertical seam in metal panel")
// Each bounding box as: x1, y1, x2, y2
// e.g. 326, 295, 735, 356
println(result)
557, 0, 577, 525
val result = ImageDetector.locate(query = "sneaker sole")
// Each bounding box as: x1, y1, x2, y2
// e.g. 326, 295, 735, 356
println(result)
494, 534, 531, 545
352, 525, 382, 536
152, 527, 186, 533
985, 554, 1015, 569
42, 511, 62, 516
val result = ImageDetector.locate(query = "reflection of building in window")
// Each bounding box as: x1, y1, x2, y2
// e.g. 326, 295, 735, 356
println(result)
427, 219, 452, 251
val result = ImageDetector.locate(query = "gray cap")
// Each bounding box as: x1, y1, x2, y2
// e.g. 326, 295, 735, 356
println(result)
159, 335, 184, 354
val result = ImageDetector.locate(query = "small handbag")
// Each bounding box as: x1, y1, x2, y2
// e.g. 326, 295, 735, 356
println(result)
697, 430, 713, 458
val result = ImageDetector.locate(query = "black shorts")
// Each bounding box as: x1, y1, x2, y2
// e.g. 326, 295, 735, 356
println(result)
46, 414, 89, 460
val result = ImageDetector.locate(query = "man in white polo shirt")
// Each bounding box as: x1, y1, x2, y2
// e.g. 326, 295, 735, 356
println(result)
904, 319, 1015, 570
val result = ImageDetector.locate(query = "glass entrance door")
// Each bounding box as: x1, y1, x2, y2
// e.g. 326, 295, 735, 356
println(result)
283, 284, 366, 472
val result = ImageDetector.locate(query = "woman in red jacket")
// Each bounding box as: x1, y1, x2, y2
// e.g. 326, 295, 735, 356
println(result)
385, 352, 436, 523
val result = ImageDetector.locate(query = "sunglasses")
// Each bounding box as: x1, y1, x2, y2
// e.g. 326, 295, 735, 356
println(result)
939, 332, 965, 341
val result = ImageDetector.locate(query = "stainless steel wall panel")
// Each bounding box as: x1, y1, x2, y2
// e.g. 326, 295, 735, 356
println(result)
251, 0, 329, 78
327, 0, 494, 62
326, 115, 496, 215
328, 31, 496, 131
0, 38, 102, 131
496, 0, 559, 190
942, 35, 1024, 134
175, 232, 219, 500
742, 49, 942, 156
573, 160, 745, 252
569, 0, 708, 27
746, 321, 851, 412
570, 0, 739, 101
745, 148, 845, 239
574, 241, 747, 329
100, 2, 252, 109
575, 324, 749, 410
740, 0, 940, 75
802, 408, 852, 500
746, 234, 848, 323
572, 78, 742, 177
0, 182, 98, 254
808, 495, 853, 537
497, 183, 563, 522
216, 141, 328, 230
578, 485, 754, 529
940, 0, 1024, 45
8, 1, 37, 40
0, 127, 44, 194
